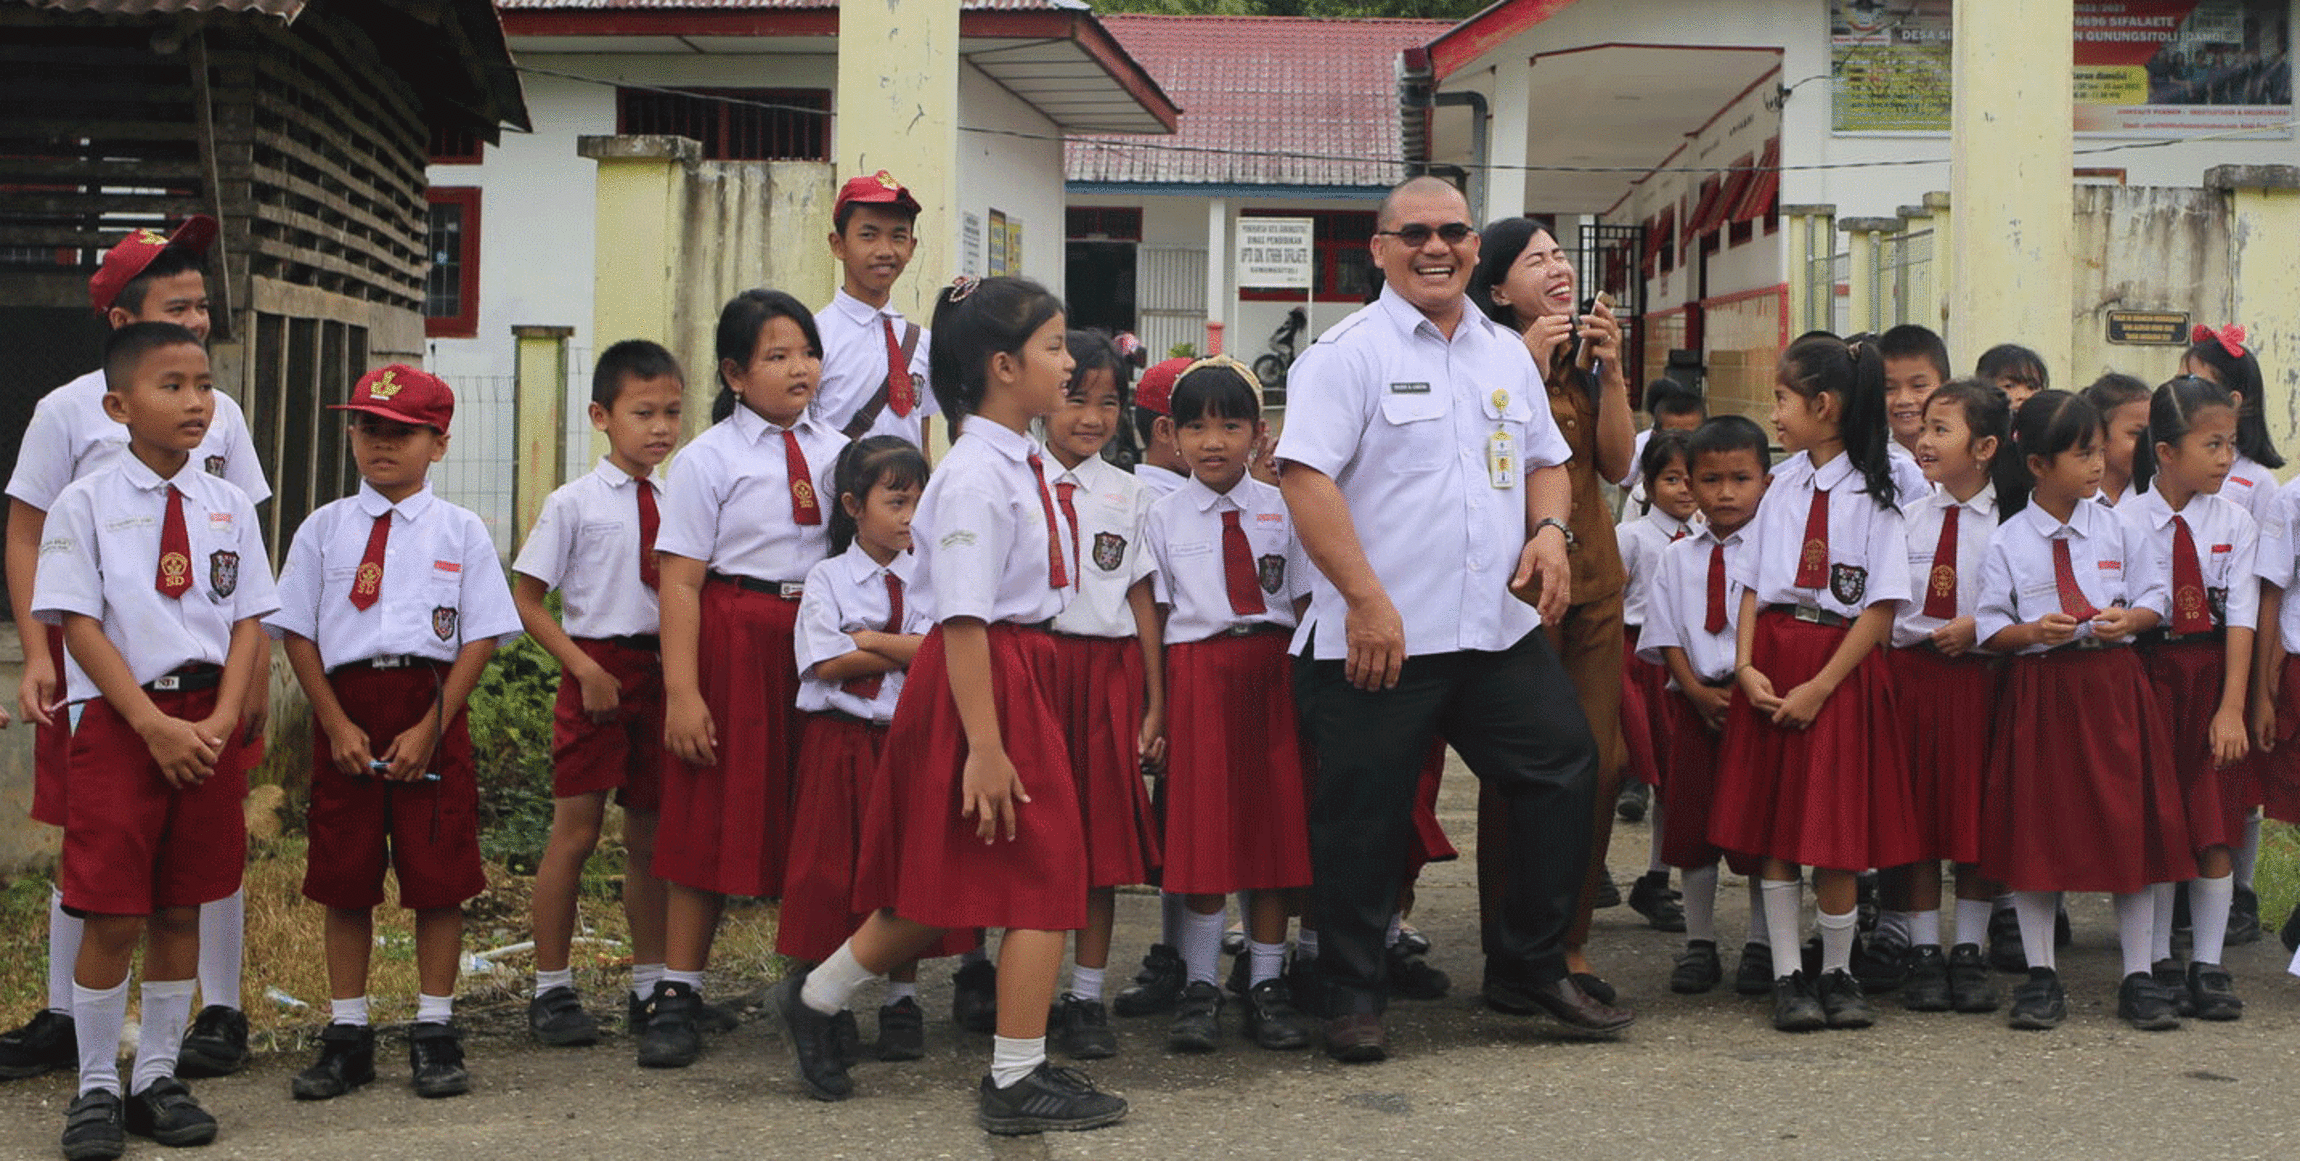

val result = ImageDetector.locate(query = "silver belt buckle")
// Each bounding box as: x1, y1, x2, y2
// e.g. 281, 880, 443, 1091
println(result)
150, 674, 182, 691
779, 582, 805, 600
372, 654, 409, 669
1792, 602, 1824, 624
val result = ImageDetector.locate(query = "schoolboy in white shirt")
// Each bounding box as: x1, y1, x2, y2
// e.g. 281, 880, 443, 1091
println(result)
814, 171, 938, 447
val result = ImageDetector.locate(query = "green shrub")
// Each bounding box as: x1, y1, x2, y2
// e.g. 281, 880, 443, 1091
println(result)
467, 604, 560, 874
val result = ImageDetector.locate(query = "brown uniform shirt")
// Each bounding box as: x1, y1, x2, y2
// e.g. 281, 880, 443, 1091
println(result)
1545, 364, 1625, 607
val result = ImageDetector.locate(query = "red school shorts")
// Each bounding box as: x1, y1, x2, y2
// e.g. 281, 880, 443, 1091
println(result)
552, 636, 668, 812
61, 686, 249, 917
301, 662, 486, 912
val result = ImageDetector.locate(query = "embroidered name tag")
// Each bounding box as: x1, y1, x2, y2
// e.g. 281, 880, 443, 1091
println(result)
434, 560, 462, 573
1388, 382, 1430, 394
2098, 560, 2121, 570
208, 512, 233, 533
2212, 544, 2232, 554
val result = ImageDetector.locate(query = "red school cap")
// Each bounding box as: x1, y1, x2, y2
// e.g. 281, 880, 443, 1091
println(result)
332, 364, 455, 434
1134, 357, 1193, 416
89, 215, 218, 316
834, 170, 922, 219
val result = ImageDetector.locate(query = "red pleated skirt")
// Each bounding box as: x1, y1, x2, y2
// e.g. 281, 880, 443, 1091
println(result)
652, 580, 801, 898
1620, 625, 1672, 790
779, 714, 970, 962
2261, 655, 2300, 824
2143, 639, 2244, 852
1889, 645, 1999, 865
1047, 634, 1161, 888
1658, 690, 1760, 875
1710, 611, 1919, 871
1160, 632, 1313, 895
1980, 647, 2196, 893
852, 623, 1088, 931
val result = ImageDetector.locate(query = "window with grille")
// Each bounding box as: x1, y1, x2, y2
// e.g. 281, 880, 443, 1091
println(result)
425, 188, 480, 339
615, 87, 832, 161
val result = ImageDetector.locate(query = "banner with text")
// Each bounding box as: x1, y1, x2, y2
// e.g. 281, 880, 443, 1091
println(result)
1235, 217, 1314, 290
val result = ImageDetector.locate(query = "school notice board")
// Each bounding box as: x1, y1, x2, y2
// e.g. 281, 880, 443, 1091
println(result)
1830, 0, 2293, 137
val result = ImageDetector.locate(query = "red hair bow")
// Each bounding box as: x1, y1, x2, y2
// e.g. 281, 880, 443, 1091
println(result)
2192, 323, 2247, 359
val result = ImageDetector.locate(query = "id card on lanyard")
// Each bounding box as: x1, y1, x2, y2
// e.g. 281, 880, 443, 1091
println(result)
1488, 428, 1516, 489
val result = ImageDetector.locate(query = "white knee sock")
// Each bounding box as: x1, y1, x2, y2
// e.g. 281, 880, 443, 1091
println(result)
196, 889, 244, 1011
2236, 813, 2262, 889
1746, 878, 1772, 947
415, 993, 454, 1025
47, 889, 81, 1015
663, 968, 705, 992
631, 962, 664, 1002
1068, 964, 1106, 1004
1180, 907, 1225, 987
1647, 801, 1668, 873
1910, 908, 1941, 950
1680, 863, 1719, 945
2191, 873, 2236, 966
131, 979, 196, 1095
800, 943, 873, 1016
1954, 898, 1994, 948
535, 967, 574, 994
1248, 940, 1285, 987
2151, 881, 2176, 962
2013, 892, 2060, 972
1877, 909, 1916, 946
989, 1034, 1043, 1088
2113, 890, 2156, 978
1817, 907, 1858, 974
330, 995, 370, 1027
1761, 879, 1803, 978
72, 979, 128, 1096
885, 980, 919, 1003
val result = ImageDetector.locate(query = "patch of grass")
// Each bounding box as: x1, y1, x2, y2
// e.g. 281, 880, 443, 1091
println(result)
2254, 821, 2300, 938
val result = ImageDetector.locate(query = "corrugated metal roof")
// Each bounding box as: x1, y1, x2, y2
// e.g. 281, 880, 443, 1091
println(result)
23, 0, 303, 17
1066, 14, 1443, 189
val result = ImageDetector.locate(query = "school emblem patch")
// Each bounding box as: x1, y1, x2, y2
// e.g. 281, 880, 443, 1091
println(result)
353, 561, 383, 603
1801, 535, 1828, 578
791, 478, 819, 520
208, 550, 238, 598
2177, 585, 2207, 626
368, 368, 403, 399
1092, 532, 1126, 573
1829, 563, 1866, 607
1927, 562, 1955, 603
158, 551, 190, 595
1257, 553, 1286, 594
204, 455, 227, 477
431, 605, 459, 642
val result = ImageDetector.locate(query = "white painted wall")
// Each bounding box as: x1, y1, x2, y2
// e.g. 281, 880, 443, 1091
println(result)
957, 65, 1068, 294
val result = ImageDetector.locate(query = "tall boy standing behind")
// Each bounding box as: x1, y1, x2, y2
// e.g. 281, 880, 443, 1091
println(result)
511, 341, 685, 1047
814, 171, 937, 447
36, 323, 277, 1160
265, 365, 522, 1101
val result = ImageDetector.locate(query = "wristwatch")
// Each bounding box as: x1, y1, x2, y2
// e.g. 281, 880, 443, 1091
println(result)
1533, 517, 1575, 547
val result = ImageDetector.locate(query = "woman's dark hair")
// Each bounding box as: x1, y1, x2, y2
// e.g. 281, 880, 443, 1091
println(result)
1064, 329, 1131, 407
1921, 379, 2021, 505
1637, 428, 1691, 508
1998, 389, 2101, 521
2135, 374, 2238, 500
927, 277, 1064, 422
1975, 344, 2049, 393
1467, 216, 1546, 329
1780, 331, 1896, 510
711, 288, 822, 423
1685, 414, 1773, 475
826, 435, 929, 556
1169, 361, 1260, 425
2186, 333, 2282, 469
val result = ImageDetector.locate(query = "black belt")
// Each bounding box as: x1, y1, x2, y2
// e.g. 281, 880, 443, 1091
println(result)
355, 653, 438, 670
143, 664, 220, 694
599, 634, 662, 651
1222, 623, 1289, 638
2138, 628, 2225, 647
708, 572, 804, 600
1016, 619, 1053, 632
1765, 604, 1852, 628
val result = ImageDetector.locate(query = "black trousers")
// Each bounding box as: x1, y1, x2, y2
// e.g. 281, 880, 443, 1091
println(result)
1294, 630, 1597, 1016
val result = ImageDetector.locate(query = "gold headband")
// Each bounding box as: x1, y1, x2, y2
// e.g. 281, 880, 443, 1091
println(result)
1178, 354, 1259, 388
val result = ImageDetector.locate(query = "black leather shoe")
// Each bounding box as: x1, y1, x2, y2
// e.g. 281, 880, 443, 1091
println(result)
1615, 780, 1650, 823
124, 1077, 216, 1146
291, 1023, 375, 1100
2007, 967, 2066, 1029
61, 1088, 124, 1161
1627, 871, 1686, 932
875, 996, 925, 1061
1483, 967, 1635, 1036
1817, 968, 1875, 1029
1851, 930, 1910, 993
1734, 943, 1775, 996
1987, 906, 2027, 973
0, 1008, 77, 1080
528, 986, 599, 1048
1670, 941, 1723, 994
176, 1005, 251, 1077
1050, 994, 1117, 1060
634, 981, 701, 1069
1113, 944, 1184, 1017
1242, 979, 1313, 1051
1166, 981, 1222, 1052
2117, 971, 2181, 1031
1946, 944, 1999, 1013
1771, 970, 1825, 1032
952, 960, 998, 1034
770, 974, 852, 1101
1387, 943, 1451, 1000
2188, 961, 2244, 1021
1321, 1012, 1386, 1063
1899, 946, 1951, 1012
976, 1062, 1127, 1135
2228, 885, 2263, 946
407, 1022, 470, 1098
1225, 949, 1251, 998
1593, 873, 1622, 909
2153, 958, 2196, 1018
1569, 972, 1619, 1006
830, 1008, 863, 1069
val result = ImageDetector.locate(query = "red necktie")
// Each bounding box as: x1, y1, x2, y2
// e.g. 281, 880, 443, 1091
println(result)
2051, 536, 2098, 620
1794, 487, 1830, 589
1669, 527, 1688, 543
882, 316, 915, 419
1054, 480, 1082, 587
1922, 506, 1960, 619
636, 479, 660, 591
783, 429, 821, 526
1222, 508, 1265, 616
843, 572, 904, 700
2171, 514, 2210, 634
1704, 541, 1727, 633
349, 512, 389, 610
156, 485, 191, 600
1025, 452, 1068, 589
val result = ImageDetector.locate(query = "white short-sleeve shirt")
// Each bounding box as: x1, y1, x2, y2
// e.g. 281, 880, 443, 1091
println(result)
1729, 449, 1912, 619
1975, 496, 2165, 654
2254, 484, 2300, 650
1133, 463, 1187, 499
1273, 287, 1572, 660
7, 369, 272, 510
2224, 453, 2281, 529
1045, 451, 1155, 639
510, 458, 662, 640
33, 456, 279, 704
1887, 441, 1932, 507
794, 545, 926, 722
264, 482, 523, 670
814, 290, 938, 446
1892, 484, 1999, 649
1637, 522, 1750, 687
1144, 475, 1303, 646
1617, 507, 1695, 629
654, 406, 843, 583
910, 418, 1071, 627
2115, 485, 2258, 633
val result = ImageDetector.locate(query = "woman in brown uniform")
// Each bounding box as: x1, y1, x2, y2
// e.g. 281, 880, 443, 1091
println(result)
1468, 218, 1641, 999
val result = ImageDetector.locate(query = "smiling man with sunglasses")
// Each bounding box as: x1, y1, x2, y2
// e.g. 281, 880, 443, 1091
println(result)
1275, 176, 1633, 1061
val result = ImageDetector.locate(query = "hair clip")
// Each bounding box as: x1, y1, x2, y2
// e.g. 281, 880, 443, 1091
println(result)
946, 275, 981, 303
1179, 354, 1259, 386
2191, 323, 2246, 359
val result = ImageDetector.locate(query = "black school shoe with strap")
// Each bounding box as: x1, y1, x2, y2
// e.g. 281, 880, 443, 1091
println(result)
408, 1022, 471, 1098
124, 1077, 218, 1146
1241, 979, 1314, 1051
634, 981, 702, 1069
1113, 944, 1183, 1017
2152, 958, 2196, 1018
0, 1008, 77, 1080
875, 997, 926, 1062
1770, 971, 1826, 1032
1899, 946, 1951, 1012
769, 973, 853, 1102
1387, 943, 1451, 1000
2187, 961, 2244, 1021
1166, 982, 1223, 1052
528, 986, 600, 1048
952, 960, 998, 1034
60, 1088, 124, 1161
1669, 941, 1723, 994
291, 1023, 376, 1100
976, 1062, 1128, 1135
1986, 906, 2028, 973
2227, 884, 2263, 946
176, 1005, 251, 1077
2006, 968, 2066, 1030
1733, 943, 1775, 996
1050, 995, 1117, 1061
1946, 944, 2000, 1013
1817, 969, 1875, 1029
2116, 971, 2181, 1031
1627, 871, 1686, 932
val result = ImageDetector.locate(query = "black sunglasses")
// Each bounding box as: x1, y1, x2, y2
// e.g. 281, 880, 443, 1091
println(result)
1375, 222, 1476, 246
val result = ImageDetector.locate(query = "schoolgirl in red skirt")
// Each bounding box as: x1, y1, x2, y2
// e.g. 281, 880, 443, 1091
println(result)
1614, 429, 1697, 930
772, 276, 1126, 1136
652, 289, 847, 1065
1038, 330, 1163, 1060
2250, 482, 2300, 829
1140, 358, 1317, 1054
1975, 389, 2196, 1032
2114, 374, 2258, 1020
1885, 381, 2017, 1015
1712, 334, 1919, 1033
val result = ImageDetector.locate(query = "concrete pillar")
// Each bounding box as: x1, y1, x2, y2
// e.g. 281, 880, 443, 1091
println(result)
839, 0, 958, 323
512, 325, 572, 536
1896, 203, 1934, 333
1839, 217, 1899, 337
577, 134, 701, 431
1783, 204, 1833, 335
1950, 0, 2073, 380
1485, 59, 1532, 223
1206, 197, 1229, 355
1923, 191, 1953, 337
2206, 164, 2300, 471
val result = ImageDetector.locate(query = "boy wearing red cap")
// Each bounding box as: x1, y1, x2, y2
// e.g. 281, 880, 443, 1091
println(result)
1128, 357, 1193, 498
264, 365, 522, 1102
1, 216, 273, 1084
814, 170, 938, 448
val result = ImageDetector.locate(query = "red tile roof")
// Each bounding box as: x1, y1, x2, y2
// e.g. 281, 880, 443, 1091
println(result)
1067, 14, 1446, 189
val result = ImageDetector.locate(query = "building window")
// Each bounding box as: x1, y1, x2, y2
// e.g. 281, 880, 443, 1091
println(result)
425, 188, 480, 339
1238, 209, 1378, 304
430, 124, 483, 165
1067, 206, 1143, 242
616, 87, 832, 161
